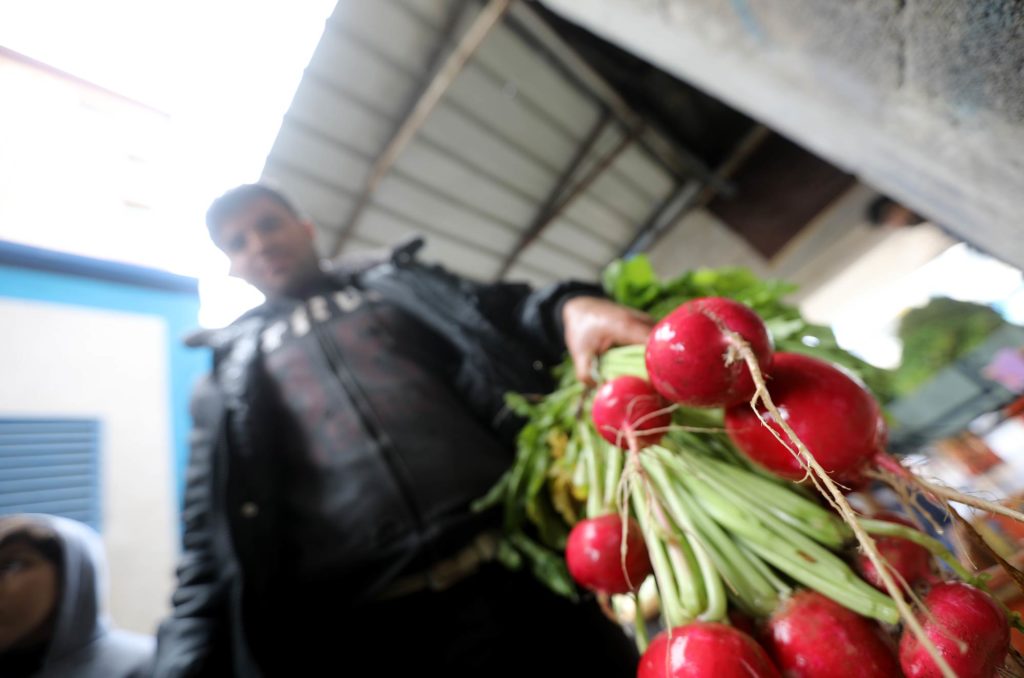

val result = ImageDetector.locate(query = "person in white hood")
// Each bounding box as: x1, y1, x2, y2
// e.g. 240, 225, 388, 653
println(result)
0, 514, 154, 677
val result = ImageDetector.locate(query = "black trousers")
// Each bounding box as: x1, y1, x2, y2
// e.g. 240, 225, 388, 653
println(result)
262, 563, 639, 677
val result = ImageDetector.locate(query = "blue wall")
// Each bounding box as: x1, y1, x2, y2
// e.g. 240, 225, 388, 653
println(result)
0, 241, 208, 504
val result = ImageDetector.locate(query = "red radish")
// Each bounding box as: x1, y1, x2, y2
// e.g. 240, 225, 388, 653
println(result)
856, 514, 933, 592
727, 608, 775, 656
565, 514, 651, 594
591, 376, 671, 449
638, 622, 781, 678
767, 590, 900, 677
899, 582, 1009, 678
839, 415, 888, 494
727, 608, 762, 643
875, 413, 890, 451
645, 297, 773, 408
724, 353, 883, 482
838, 465, 871, 494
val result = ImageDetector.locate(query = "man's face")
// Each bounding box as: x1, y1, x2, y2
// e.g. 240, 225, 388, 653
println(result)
0, 540, 58, 653
214, 196, 320, 298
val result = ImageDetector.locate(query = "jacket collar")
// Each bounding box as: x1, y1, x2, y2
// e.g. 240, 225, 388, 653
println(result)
184, 237, 426, 350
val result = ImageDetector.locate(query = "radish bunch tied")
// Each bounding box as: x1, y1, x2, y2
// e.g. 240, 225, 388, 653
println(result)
481, 258, 1022, 678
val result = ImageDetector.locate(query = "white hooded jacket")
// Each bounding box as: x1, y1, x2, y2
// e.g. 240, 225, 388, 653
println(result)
21, 515, 153, 678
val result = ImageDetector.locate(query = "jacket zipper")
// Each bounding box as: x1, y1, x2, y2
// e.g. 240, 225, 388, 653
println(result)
311, 321, 426, 538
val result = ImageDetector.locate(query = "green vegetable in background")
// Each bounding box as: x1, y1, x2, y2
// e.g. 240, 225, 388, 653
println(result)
893, 296, 1008, 396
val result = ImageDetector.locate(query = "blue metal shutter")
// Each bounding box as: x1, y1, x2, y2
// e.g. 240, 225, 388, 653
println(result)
0, 418, 101, 530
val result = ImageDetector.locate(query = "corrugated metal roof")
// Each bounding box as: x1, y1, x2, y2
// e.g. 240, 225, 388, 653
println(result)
262, 0, 681, 286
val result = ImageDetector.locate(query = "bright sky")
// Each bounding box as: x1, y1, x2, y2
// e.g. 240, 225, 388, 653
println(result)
0, 0, 335, 326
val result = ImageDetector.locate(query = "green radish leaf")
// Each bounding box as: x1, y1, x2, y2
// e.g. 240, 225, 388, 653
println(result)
763, 317, 806, 342
524, 437, 554, 529
504, 392, 534, 418
472, 470, 510, 513
508, 532, 578, 600
496, 538, 524, 570
603, 255, 660, 308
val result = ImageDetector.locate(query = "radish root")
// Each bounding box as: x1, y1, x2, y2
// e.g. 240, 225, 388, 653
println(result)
718, 326, 960, 678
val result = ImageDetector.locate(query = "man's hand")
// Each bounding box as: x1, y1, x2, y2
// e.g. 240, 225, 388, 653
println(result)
562, 296, 654, 385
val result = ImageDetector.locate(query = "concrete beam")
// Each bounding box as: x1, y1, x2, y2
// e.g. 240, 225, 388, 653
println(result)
542, 0, 1024, 269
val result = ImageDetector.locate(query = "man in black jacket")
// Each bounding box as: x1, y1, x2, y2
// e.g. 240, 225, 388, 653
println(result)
153, 184, 651, 677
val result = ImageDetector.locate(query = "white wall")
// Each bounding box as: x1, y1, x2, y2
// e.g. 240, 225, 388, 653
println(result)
0, 297, 175, 634
768, 184, 957, 322
796, 225, 955, 326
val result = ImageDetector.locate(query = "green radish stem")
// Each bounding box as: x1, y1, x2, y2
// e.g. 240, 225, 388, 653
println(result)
859, 518, 977, 583
610, 594, 651, 654
736, 542, 792, 600
598, 345, 648, 380
620, 427, 706, 619
669, 473, 783, 616
683, 468, 899, 623
648, 490, 706, 619
631, 483, 688, 628
631, 592, 649, 651
651, 461, 781, 616
654, 447, 845, 552
642, 456, 729, 621
657, 444, 899, 622
562, 432, 580, 473
678, 451, 849, 548
579, 423, 605, 517
736, 535, 899, 623
604, 441, 623, 511
583, 445, 600, 518
570, 445, 587, 497
690, 535, 727, 622
697, 455, 850, 547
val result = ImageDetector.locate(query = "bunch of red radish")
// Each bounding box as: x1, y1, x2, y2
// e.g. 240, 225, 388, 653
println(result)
565, 297, 1012, 678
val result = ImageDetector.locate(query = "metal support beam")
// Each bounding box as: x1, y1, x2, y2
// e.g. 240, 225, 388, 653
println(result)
493, 110, 610, 279
329, 0, 513, 258
620, 181, 701, 258
508, 3, 728, 193
496, 119, 640, 279
620, 124, 771, 258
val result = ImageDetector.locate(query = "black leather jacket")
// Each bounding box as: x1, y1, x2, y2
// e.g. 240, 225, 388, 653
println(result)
153, 241, 598, 677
